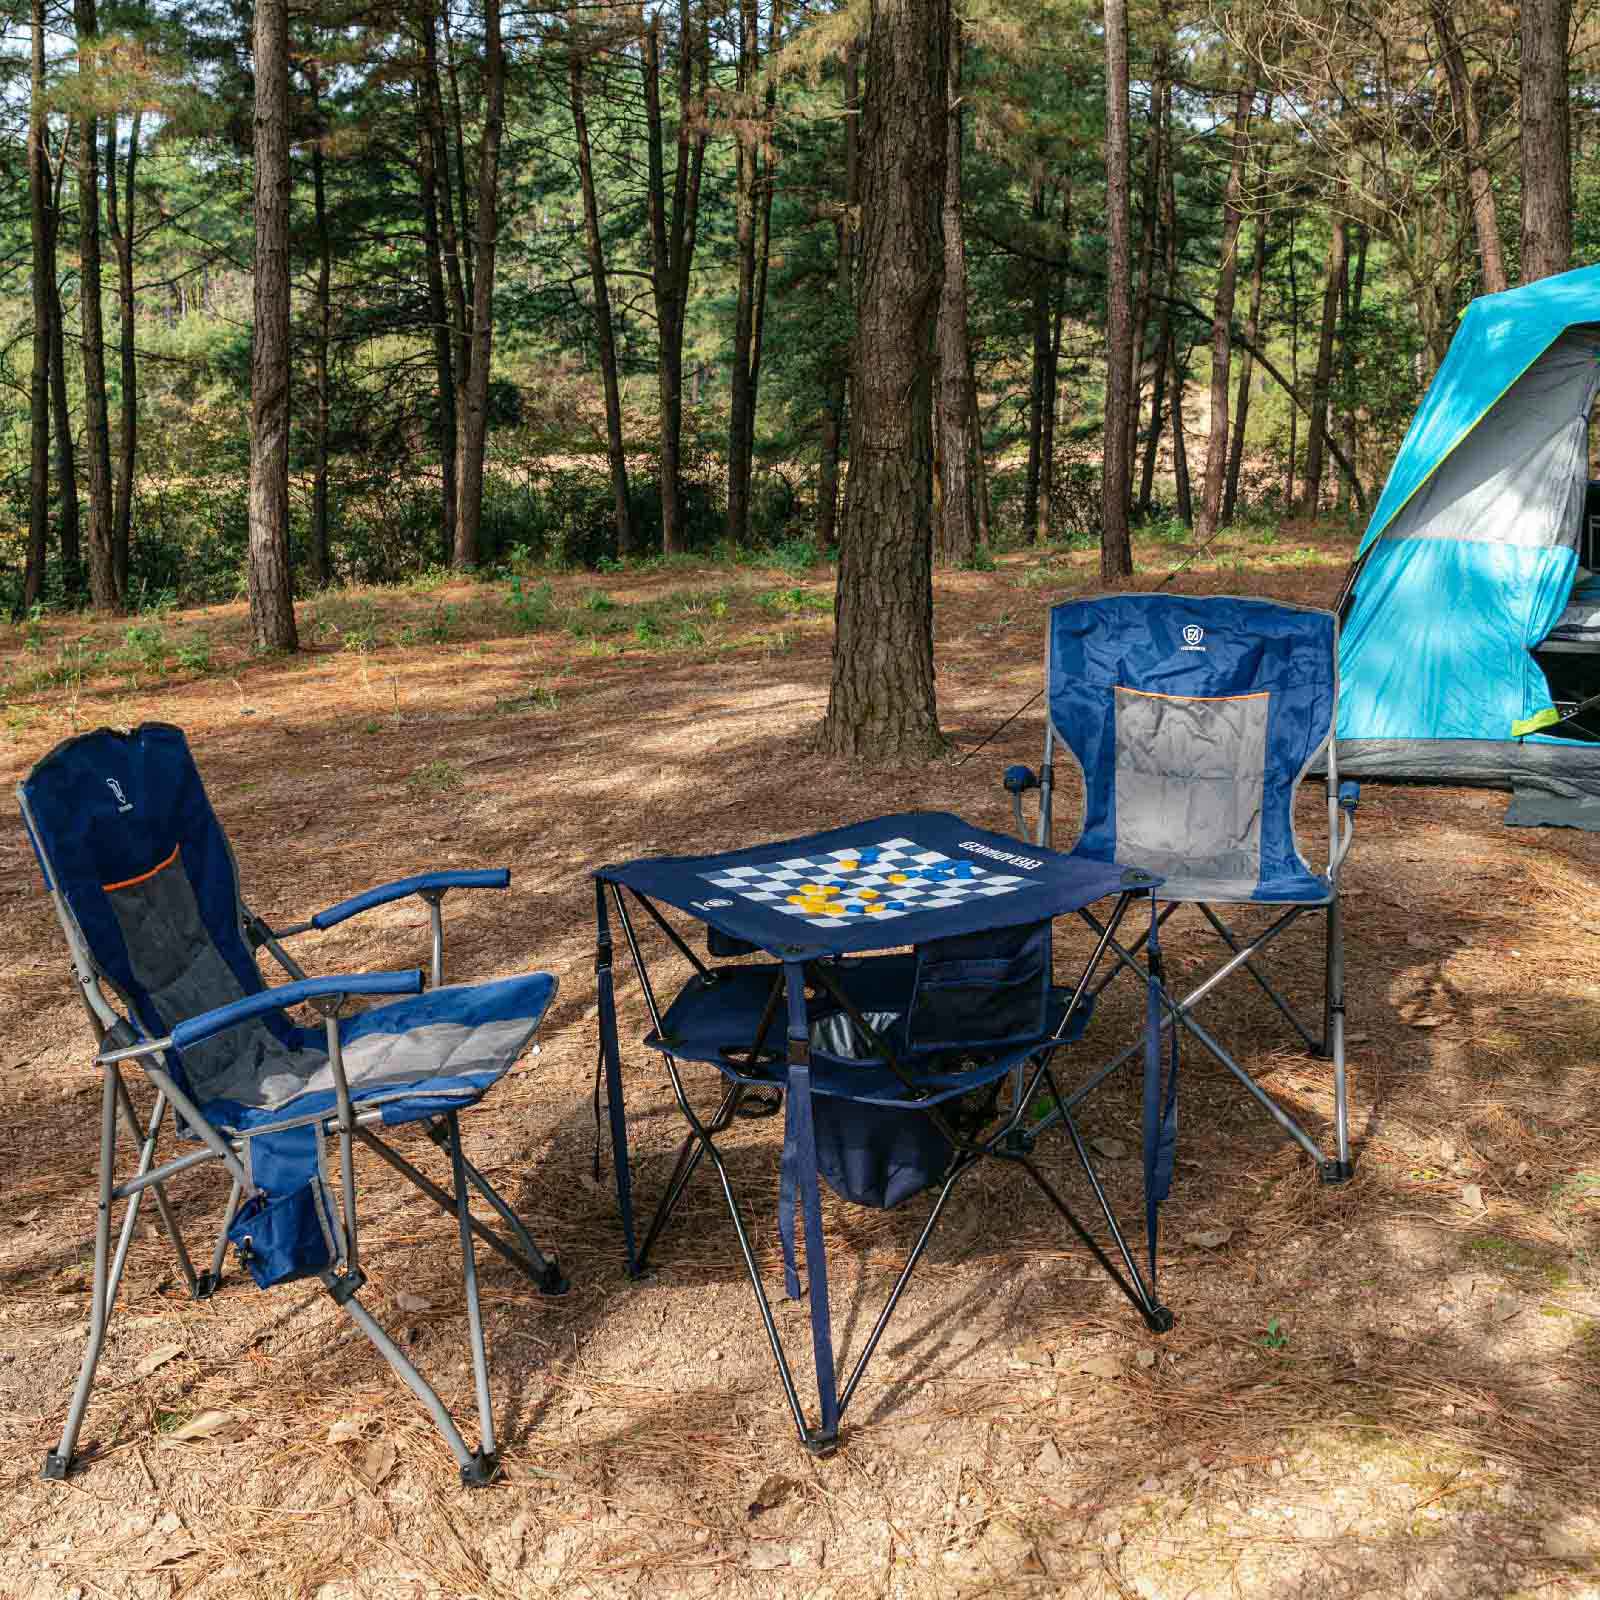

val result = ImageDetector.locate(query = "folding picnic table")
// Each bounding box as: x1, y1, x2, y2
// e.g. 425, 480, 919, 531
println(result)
591, 810, 1177, 1451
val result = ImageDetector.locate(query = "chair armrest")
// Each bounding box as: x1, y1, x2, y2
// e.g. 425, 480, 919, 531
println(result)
309, 869, 511, 931
1003, 765, 1040, 795
1338, 780, 1360, 812
165, 972, 423, 1054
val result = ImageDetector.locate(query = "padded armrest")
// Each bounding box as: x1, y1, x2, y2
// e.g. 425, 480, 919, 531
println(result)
1338, 780, 1360, 811
310, 869, 511, 930
1003, 765, 1040, 795
167, 971, 423, 1052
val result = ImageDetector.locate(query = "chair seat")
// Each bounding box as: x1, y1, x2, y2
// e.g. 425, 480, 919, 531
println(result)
202, 972, 556, 1134
1065, 849, 1332, 907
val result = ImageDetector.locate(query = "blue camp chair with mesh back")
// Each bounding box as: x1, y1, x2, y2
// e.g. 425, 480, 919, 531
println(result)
1003, 594, 1357, 1182
18, 722, 566, 1486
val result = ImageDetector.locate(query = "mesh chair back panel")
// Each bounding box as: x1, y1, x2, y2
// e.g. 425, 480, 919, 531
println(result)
1048, 597, 1336, 894
20, 722, 300, 1098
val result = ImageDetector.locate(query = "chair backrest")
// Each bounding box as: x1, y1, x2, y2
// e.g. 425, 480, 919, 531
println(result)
18, 722, 290, 1098
1045, 595, 1337, 890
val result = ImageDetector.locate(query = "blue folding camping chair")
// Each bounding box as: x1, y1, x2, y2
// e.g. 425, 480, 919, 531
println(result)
1003, 594, 1356, 1180
593, 811, 1177, 1453
18, 722, 565, 1485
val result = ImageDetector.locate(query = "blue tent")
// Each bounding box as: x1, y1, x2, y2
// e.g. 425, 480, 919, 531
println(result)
1336, 263, 1600, 826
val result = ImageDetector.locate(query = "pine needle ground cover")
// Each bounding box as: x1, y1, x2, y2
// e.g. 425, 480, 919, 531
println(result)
2, 523, 1597, 1599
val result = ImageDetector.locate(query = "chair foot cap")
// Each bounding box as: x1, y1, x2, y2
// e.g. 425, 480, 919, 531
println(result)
538, 1262, 570, 1297
1143, 1304, 1176, 1335
1308, 1046, 1333, 1060
460, 1450, 500, 1488
802, 1429, 839, 1458
1319, 1159, 1354, 1185
193, 1271, 220, 1300
42, 1452, 72, 1482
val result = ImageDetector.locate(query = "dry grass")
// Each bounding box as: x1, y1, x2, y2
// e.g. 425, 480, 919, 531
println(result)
1, 522, 1598, 1599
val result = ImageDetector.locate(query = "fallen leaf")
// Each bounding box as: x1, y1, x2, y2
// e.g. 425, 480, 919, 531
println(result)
1461, 1183, 1486, 1212
136, 1343, 183, 1378
748, 1474, 798, 1517
170, 1410, 236, 1441
1408, 1013, 1449, 1029
1493, 1293, 1520, 1322
1136, 1348, 1157, 1369
1035, 1439, 1064, 1473
326, 1418, 365, 1444
1184, 1228, 1233, 1250
355, 1438, 397, 1491
395, 1292, 432, 1314
14, 1207, 41, 1225
1090, 1136, 1128, 1160
1515, 1161, 1531, 1180
1076, 1353, 1122, 1379
1011, 1340, 1054, 1368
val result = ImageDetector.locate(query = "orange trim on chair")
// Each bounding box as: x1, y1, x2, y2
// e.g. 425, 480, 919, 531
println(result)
102, 842, 181, 892
1115, 685, 1270, 704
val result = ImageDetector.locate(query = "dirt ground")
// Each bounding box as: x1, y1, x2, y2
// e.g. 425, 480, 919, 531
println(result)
2, 525, 1598, 1600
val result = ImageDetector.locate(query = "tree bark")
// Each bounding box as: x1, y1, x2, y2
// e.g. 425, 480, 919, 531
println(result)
1222, 206, 1268, 525
1170, 330, 1192, 527
23, 0, 51, 614
247, 0, 298, 651
726, 0, 760, 545
1301, 210, 1346, 517
933, 17, 976, 567
820, 0, 948, 762
1037, 292, 1063, 544
416, 0, 458, 562
1195, 80, 1252, 540
307, 64, 333, 585
1286, 213, 1299, 504
106, 110, 141, 594
1127, 46, 1166, 489
451, 0, 506, 569
1430, 0, 1508, 293
643, 3, 708, 555
45, 147, 81, 599
1023, 182, 1048, 542
1100, 0, 1134, 578
817, 43, 858, 550
569, 51, 635, 557
1337, 223, 1367, 512
1519, 0, 1572, 283
76, 0, 117, 612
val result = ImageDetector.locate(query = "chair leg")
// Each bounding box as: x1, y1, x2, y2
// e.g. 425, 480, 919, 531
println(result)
45, 1068, 120, 1480
1322, 897, 1353, 1184
445, 1112, 499, 1485
638, 1081, 745, 1272
113, 1077, 199, 1298
197, 1181, 241, 1299
1195, 903, 1319, 1052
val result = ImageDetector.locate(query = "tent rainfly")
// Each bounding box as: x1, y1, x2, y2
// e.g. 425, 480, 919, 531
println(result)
1335, 262, 1600, 828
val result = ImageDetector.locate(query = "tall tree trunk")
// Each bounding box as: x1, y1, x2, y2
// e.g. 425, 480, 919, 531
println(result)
442, 3, 474, 313
1140, 78, 1177, 518
1127, 46, 1166, 488
726, 0, 760, 545
308, 65, 333, 585
1101, 0, 1134, 579
570, 52, 634, 556
23, 0, 52, 615
1337, 223, 1367, 513
820, 0, 948, 761
1301, 210, 1346, 517
452, 0, 505, 568
247, 0, 297, 651
642, 1, 708, 556
933, 17, 976, 567
45, 148, 81, 599
970, 343, 992, 547
1036, 292, 1063, 544
1430, 0, 1508, 293
743, 0, 781, 508
76, 0, 117, 612
1138, 326, 1168, 514
1023, 183, 1048, 542
416, 0, 459, 562
1222, 206, 1268, 525
106, 110, 141, 593
1170, 331, 1192, 526
1286, 212, 1299, 504
1519, 0, 1572, 283
817, 43, 858, 550
1194, 80, 1253, 540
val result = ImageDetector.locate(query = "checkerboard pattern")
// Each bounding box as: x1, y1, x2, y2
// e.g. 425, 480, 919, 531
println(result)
698, 837, 1027, 928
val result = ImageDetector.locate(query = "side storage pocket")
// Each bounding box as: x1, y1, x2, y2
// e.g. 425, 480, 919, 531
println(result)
907, 920, 1050, 1051
228, 1180, 336, 1288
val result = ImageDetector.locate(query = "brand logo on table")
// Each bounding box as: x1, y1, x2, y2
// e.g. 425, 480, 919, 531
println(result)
1181, 624, 1206, 651
693, 898, 734, 910
105, 778, 133, 813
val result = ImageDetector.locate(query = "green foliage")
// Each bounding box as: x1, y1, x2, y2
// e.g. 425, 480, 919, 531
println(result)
505, 578, 553, 632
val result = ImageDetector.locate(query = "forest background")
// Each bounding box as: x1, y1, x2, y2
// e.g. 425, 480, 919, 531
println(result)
3, 0, 1600, 648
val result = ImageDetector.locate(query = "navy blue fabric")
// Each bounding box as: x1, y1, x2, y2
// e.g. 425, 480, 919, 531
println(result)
227, 1124, 334, 1287
311, 869, 510, 930
1047, 597, 1337, 902
20, 724, 289, 1091
596, 812, 1138, 959
593, 884, 637, 1273
1140, 903, 1179, 1285
170, 971, 422, 1051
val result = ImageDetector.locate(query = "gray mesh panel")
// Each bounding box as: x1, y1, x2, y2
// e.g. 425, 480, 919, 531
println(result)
105, 859, 317, 1105
1114, 687, 1269, 893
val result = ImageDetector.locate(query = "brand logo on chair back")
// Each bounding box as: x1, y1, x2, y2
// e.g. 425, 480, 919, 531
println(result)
105, 778, 133, 813
1181, 625, 1206, 651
